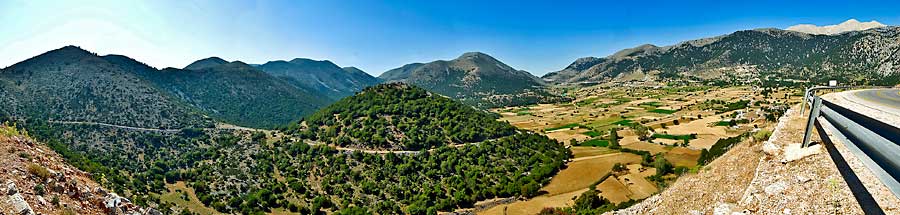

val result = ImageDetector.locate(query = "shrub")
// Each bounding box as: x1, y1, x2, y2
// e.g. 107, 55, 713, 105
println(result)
753, 129, 772, 143
34, 184, 45, 195
27, 164, 51, 180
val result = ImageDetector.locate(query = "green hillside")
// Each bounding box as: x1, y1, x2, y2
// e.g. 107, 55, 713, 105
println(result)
295, 82, 517, 150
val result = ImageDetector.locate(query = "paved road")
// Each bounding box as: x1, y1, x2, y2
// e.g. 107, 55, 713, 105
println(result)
853, 88, 900, 110
48, 121, 181, 133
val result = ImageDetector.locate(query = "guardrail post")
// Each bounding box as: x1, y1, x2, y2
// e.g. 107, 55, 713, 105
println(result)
802, 96, 823, 147
800, 88, 810, 114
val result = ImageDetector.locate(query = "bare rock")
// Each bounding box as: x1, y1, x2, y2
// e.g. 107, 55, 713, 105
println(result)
6, 181, 18, 195
762, 141, 781, 156
9, 193, 35, 215
781, 143, 822, 163
764, 181, 787, 196
714, 202, 734, 215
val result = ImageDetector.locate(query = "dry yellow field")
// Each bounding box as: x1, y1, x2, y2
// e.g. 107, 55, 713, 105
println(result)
160, 182, 219, 215
620, 173, 658, 199
542, 153, 642, 195
570, 146, 617, 158
480, 188, 587, 215
666, 147, 702, 167
597, 178, 632, 203
621, 141, 668, 154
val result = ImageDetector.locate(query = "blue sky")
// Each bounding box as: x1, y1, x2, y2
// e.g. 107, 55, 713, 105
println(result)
2, 0, 899, 76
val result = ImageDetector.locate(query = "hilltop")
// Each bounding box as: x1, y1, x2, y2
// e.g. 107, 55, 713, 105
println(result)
380, 52, 568, 108
294, 82, 517, 151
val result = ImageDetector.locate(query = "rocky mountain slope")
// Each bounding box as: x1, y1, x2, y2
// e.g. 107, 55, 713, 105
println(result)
546, 25, 900, 86
257, 58, 381, 100
380, 52, 568, 108
0, 46, 210, 129
0, 124, 154, 214
0, 46, 348, 129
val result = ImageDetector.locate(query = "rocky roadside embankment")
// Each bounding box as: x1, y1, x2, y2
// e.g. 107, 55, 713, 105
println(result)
608, 106, 865, 214
0, 125, 159, 215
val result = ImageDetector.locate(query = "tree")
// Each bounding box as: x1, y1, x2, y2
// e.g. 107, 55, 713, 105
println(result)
521, 181, 541, 198
631, 124, 650, 141
653, 154, 673, 177
572, 190, 608, 211
608, 128, 620, 149
612, 163, 627, 172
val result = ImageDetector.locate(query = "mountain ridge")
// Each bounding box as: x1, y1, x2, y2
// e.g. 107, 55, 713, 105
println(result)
379, 51, 567, 108
544, 26, 900, 85
258, 57, 381, 100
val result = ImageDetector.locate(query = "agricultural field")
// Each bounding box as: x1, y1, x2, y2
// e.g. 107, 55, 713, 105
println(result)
487, 85, 796, 214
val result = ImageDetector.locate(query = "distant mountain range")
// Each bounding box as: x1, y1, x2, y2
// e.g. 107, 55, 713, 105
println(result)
380, 52, 568, 108
256, 58, 381, 100
545, 20, 900, 86
787, 19, 885, 35
0, 46, 381, 128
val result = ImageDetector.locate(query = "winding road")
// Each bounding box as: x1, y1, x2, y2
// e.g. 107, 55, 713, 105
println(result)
851, 88, 900, 112
48, 121, 182, 133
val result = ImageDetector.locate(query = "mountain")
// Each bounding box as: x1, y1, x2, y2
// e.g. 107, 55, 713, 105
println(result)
183, 57, 228, 70
544, 26, 900, 86
296, 82, 518, 150
787, 19, 885, 35
257, 58, 381, 100
133, 59, 330, 128
379, 52, 567, 108
0, 125, 154, 214
379, 63, 424, 81
0, 46, 210, 128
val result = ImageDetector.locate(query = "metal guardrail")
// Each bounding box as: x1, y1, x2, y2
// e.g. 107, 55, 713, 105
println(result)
800, 86, 900, 214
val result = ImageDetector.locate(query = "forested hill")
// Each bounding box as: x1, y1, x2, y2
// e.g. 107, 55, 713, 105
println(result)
379, 52, 569, 108
133, 61, 330, 128
0, 46, 210, 128
293, 82, 517, 150
0, 46, 348, 129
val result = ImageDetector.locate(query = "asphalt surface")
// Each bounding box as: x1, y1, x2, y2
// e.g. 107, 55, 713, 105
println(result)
853, 88, 900, 110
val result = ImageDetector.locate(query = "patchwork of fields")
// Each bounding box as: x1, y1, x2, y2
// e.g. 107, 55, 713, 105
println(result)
485, 85, 796, 214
